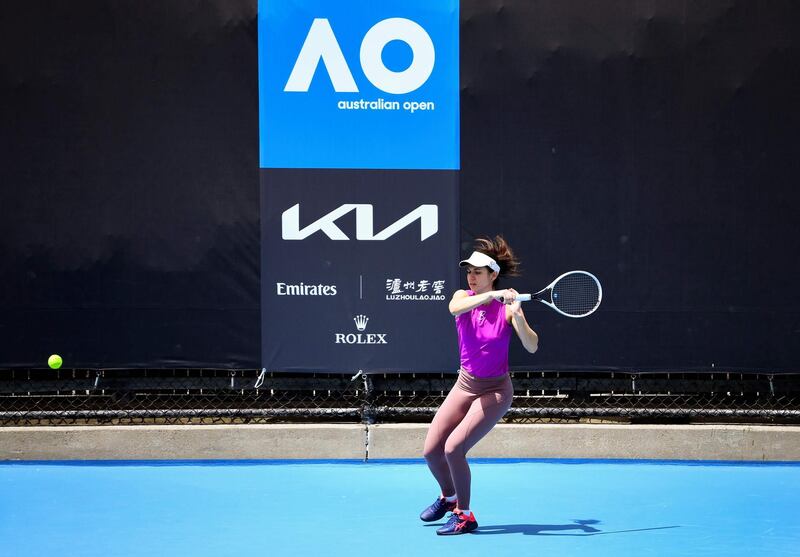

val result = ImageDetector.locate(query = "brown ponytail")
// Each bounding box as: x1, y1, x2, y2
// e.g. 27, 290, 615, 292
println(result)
473, 235, 521, 282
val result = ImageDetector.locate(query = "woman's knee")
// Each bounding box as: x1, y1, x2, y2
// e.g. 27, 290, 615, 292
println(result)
443, 438, 465, 461
423, 443, 443, 461
423, 430, 446, 461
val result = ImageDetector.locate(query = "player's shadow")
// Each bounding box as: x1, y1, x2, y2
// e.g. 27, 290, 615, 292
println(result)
471, 519, 680, 536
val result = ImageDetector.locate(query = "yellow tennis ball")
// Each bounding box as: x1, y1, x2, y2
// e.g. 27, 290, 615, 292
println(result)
48, 354, 63, 369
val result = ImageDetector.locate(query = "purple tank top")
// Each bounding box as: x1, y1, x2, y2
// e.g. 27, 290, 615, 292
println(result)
455, 290, 512, 378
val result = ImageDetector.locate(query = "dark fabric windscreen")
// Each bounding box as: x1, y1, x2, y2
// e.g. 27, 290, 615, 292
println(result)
0, 1, 260, 368
1, 1, 797, 372
458, 0, 799, 372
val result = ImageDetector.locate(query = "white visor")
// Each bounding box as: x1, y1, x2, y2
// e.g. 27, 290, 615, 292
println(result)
459, 251, 500, 273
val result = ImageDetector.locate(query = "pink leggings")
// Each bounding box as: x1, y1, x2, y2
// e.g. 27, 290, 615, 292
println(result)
422, 371, 513, 510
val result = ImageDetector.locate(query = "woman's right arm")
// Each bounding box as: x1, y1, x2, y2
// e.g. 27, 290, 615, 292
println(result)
449, 289, 510, 316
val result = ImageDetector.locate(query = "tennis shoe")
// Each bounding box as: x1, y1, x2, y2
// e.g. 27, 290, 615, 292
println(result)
419, 496, 457, 522
436, 511, 478, 535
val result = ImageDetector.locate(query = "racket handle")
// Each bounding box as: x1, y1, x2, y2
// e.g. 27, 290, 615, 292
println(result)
493, 292, 532, 302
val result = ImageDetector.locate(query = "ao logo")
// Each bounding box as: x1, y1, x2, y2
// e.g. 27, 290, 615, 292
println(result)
284, 18, 435, 95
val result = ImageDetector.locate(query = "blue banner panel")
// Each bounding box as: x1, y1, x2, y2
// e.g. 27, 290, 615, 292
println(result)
258, 0, 459, 170
260, 170, 460, 372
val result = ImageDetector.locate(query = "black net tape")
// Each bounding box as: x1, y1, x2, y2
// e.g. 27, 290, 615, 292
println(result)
1, 370, 799, 426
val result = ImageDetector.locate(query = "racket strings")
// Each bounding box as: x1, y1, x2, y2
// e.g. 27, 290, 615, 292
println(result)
551, 273, 601, 317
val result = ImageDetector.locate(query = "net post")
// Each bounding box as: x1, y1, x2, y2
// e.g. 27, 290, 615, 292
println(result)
360, 371, 376, 425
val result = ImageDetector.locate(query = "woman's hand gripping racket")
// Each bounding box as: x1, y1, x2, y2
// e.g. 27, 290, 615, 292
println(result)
507, 271, 602, 318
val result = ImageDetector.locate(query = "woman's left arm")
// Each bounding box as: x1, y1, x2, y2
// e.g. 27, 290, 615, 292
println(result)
506, 289, 539, 353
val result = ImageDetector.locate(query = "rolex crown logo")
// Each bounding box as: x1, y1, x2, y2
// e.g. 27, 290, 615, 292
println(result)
353, 315, 369, 331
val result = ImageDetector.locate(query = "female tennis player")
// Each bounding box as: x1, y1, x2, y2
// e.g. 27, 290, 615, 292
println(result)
420, 236, 539, 535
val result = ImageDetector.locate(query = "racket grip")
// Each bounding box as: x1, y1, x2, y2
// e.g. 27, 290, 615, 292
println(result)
494, 292, 532, 303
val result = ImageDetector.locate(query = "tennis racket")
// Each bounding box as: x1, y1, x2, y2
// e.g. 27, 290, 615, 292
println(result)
508, 270, 602, 318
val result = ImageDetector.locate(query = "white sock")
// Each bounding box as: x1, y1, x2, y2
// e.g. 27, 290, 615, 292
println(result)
459, 509, 472, 517
443, 494, 457, 503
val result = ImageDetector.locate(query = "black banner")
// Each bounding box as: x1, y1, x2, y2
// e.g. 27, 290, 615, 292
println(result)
258, 1, 462, 372
261, 170, 459, 372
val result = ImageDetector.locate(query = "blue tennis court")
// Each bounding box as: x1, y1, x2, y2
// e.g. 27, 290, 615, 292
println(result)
2, 459, 798, 556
